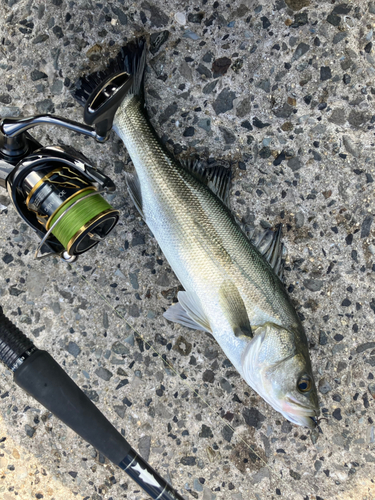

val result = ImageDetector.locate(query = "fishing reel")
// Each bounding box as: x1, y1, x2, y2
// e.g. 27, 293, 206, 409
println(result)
0, 72, 133, 262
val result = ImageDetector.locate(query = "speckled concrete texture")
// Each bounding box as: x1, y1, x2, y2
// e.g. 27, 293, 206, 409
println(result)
0, 0, 375, 499
0, 415, 84, 500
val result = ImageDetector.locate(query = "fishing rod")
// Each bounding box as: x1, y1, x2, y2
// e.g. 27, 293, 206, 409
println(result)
0, 305, 185, 500
0, 46, 187, 499
0, 72, 132, 261
0, 60, 186, 499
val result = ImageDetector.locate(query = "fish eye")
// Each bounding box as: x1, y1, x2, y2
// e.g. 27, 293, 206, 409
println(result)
297, 374, 312, 393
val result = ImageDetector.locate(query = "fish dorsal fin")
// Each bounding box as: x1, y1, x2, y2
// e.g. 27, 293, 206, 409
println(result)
125, 171, 144, 218
163, 291, 212, 333
180, 158, 232, 207
219, 280, 252, 338
243, 224, 286, 281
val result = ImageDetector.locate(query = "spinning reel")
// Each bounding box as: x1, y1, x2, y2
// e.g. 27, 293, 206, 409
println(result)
0, 71, 133, 262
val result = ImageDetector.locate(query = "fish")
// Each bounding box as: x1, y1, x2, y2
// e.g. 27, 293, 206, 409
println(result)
73, 37, 320, 428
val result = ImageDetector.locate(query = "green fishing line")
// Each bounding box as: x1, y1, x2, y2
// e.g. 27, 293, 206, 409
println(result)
49, 189, 112, 249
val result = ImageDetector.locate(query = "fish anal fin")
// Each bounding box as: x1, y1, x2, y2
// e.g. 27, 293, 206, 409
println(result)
242, 223, 286, 281
219, 280, 252, 338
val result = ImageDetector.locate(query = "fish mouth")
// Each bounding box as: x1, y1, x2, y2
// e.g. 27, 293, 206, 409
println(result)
283, 413, 319, 429
280, 395, 320, 428
250, 388, 319, 428
284, 394, 319, 414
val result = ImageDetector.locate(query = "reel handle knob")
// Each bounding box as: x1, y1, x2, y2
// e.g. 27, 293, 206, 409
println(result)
0, 118, 29, 158
83, 72, 133, 139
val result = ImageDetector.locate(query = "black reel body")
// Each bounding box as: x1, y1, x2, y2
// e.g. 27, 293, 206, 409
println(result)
0, 59, 133, 261
2, 145, 119, 260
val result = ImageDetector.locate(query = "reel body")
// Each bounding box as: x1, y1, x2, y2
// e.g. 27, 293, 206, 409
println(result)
3, 145, 119, 259
0, 66, 132, 261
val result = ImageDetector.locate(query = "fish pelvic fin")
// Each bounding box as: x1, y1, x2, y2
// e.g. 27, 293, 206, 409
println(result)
163, 291, 212, 333
218, 280, 252, 338
72, 37, 147, 107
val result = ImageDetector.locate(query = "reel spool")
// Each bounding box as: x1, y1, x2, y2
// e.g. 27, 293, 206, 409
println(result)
23, 162, 118, 256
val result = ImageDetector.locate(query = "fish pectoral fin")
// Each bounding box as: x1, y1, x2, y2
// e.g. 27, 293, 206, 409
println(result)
125, 172, 144, 218
164, 292, 212, 333
219, 280, 253, 338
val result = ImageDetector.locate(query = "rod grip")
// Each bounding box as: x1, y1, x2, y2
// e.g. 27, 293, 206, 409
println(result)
14, 350, 131, 464
0, 307, 185, 499
0, 306, 36, 371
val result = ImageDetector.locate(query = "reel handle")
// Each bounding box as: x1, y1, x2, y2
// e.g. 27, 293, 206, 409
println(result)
0, 115, 107, 160
82, 72, 133, 138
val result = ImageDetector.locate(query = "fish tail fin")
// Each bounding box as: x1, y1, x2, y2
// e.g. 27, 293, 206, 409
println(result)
114, 37, 147, 100
71, 38, 146, 137
72, 37, 146, 106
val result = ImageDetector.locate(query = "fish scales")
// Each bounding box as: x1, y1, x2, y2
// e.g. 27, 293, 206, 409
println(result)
114, 97, 299, 331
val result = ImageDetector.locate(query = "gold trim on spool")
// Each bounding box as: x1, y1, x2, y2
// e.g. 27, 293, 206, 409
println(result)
66, 208, 119, 254
45, 187, 96, 230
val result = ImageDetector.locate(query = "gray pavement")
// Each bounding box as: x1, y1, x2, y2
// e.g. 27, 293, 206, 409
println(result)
0, 1, 375, 499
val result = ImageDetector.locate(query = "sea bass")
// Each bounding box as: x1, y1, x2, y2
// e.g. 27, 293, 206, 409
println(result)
75, 38, 320, 428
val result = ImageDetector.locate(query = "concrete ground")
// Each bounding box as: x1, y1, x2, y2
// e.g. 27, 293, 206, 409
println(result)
0, 0, 375, 499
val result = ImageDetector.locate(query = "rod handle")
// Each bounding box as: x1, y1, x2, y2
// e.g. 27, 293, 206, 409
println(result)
0, 307, 185, 499
0, 306, 36, 371
14, 350, 131, 464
